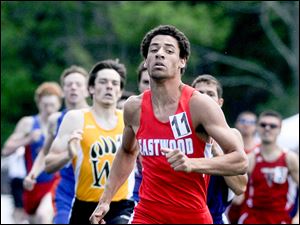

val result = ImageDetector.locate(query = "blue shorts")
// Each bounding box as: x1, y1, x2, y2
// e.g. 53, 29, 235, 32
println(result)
52, 176, 74, 223
53, 197, 73, 224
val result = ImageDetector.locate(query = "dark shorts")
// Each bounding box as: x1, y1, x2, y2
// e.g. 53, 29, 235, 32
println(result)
10, 178, 24, 208
69, 198, 135, 224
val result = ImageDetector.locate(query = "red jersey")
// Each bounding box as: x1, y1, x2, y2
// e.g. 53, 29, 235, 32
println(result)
239, 148, 291, 224
245, 142, 260, 154
227, 144, 261, 224
135, 85, 212, 223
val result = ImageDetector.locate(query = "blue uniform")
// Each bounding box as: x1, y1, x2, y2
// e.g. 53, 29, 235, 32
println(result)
25, 115, 55, 183
52, 109, 76, 224
23, 115, 57, 215
207, 175, 233, 224
290, 188, 299, 218
52, 164, 75, 224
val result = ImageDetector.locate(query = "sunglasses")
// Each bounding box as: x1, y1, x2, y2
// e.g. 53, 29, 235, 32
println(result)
259, 122, 279, 129
237, 118, 256, 125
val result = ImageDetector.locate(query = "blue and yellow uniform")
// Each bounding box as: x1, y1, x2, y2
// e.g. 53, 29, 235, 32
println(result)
69, 109, 134, 224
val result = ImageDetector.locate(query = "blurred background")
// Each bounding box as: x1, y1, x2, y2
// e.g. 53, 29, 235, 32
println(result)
1, 1, 299, 148
1, 1, 299, 223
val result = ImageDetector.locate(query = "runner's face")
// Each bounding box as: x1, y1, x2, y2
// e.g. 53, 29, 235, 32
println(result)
63, 73, 88, 105
138, 70, 150, 93
194, 82, 221, 105
235, 114, 257, 137
38, 95, 61, 117
89, 69, 122, 107
146, 35, 185, 80
257, 116, 281, 144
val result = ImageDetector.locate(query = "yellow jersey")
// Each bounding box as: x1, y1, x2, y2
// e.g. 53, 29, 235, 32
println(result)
73, 108, 134, 202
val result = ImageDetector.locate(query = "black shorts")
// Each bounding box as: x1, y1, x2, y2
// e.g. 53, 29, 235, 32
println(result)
10, 178, 24, 208
69, 198, 135, 224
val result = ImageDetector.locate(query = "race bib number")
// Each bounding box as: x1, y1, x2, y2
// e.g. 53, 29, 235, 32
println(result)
169, 112, 192, 139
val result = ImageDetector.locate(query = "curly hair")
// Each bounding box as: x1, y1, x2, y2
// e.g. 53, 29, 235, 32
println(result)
140, 25, 191, 74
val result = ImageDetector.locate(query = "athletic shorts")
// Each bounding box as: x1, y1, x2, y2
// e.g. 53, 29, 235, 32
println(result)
10, 178, 24, 208
53, 203, 72, 224
227, 204, 242, 224
131, 199, 213, 224
238, 208, 292, 224
51, 177, 74, 224
22, 180, 55, 215
69, 198, 135, 224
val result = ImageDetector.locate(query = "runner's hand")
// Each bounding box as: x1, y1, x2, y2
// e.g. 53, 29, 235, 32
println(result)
89, 202, 110, 224
23, 174, 36, 191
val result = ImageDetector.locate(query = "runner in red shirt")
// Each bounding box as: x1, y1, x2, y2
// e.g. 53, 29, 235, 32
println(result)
239, 110, 299, 224
89, 24, 248, 224
227, 111, 260, 223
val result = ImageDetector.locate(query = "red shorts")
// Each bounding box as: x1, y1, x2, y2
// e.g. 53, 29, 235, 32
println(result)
227, 203, 243, 224
132, 199, 213, 224
23, 180, 55, 215
238, 208, 291, 224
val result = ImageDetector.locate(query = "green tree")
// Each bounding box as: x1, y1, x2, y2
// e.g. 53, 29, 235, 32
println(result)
1, 1, 298, 148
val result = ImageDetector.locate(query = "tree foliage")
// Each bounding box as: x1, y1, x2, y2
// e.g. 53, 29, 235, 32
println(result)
1, 1, 298, 148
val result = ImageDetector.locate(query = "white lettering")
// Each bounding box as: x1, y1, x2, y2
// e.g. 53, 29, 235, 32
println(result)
138, 138, 195, 156
160, 139, 169, 148
186, 138, 193, 154
148, 139, 154, 156
177, 139, 186, 154
154, 139, 160, 155
169, 140, 177, 150
142, 139, 148, 156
